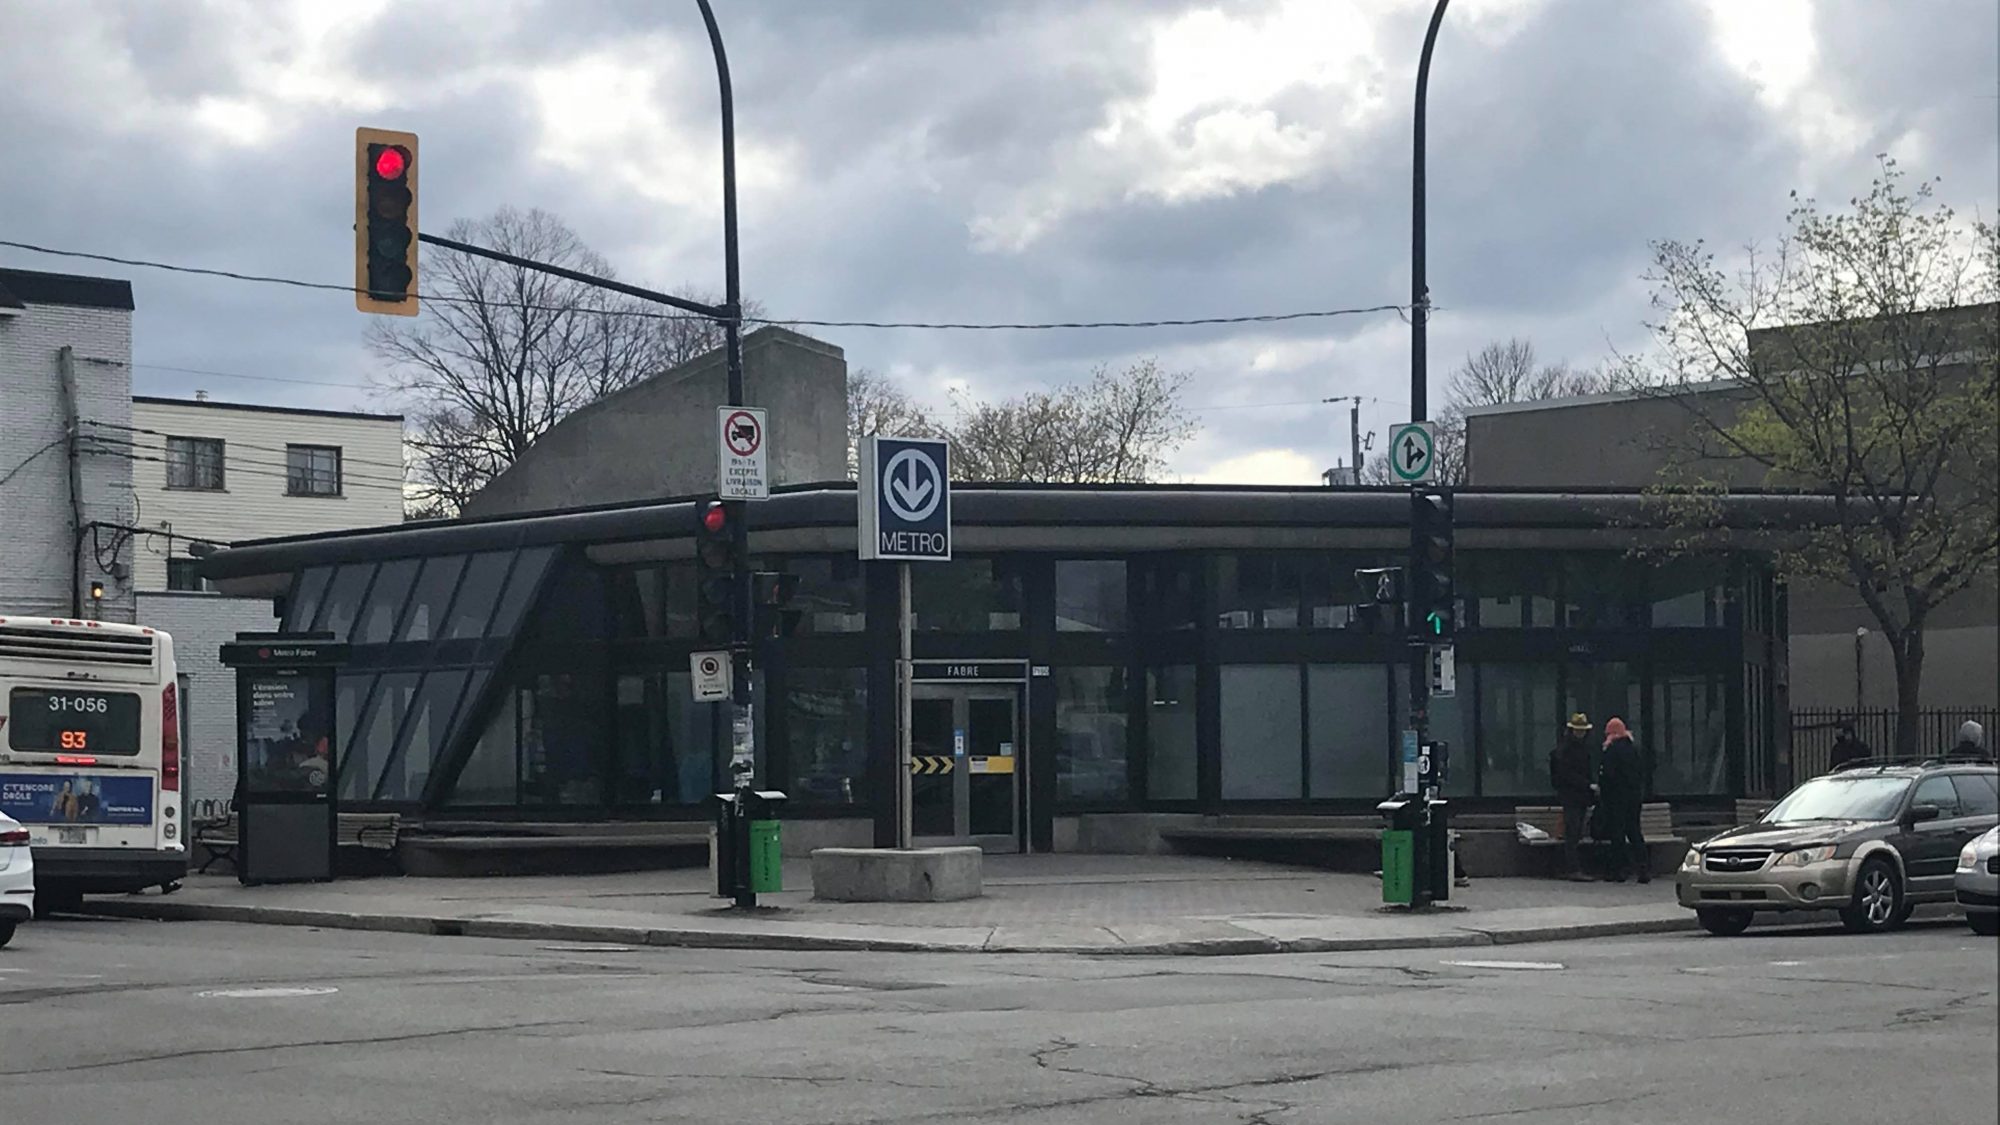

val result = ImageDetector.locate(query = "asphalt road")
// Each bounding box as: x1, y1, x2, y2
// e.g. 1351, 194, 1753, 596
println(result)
1, 915, 1993, 1124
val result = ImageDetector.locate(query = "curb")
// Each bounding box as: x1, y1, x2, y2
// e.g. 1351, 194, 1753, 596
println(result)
75, 898, 1701, 956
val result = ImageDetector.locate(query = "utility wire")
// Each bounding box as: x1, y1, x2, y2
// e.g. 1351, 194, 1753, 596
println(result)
0, 436, 72, 489
0, 238, 1409, 332
81, 437, 409, 494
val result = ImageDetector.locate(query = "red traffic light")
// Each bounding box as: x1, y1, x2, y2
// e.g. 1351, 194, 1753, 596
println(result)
373, 146, 408, 180
701, 503, 728, 534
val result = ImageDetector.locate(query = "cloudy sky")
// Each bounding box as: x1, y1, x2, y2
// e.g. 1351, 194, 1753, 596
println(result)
3, 0, 1994, 484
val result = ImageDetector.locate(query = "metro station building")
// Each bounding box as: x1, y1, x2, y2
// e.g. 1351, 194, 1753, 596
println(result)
200, 481, 1815, 854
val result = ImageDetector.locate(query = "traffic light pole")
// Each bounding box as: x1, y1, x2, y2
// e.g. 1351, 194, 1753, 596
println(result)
1404, 0, 1450, 909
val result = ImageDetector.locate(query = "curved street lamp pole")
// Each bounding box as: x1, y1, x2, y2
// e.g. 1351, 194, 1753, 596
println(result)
1411, 0, 1449, 421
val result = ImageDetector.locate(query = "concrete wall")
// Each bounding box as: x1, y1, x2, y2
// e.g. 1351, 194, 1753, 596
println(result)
1786, 575, 1999, 710
130, 399, 406, 590
138, 591, 282, 819
466, 327, 848, 518
1463, 387, 1759, 489
0, 297, 135, 621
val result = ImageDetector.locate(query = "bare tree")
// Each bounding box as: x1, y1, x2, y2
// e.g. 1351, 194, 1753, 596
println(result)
846, 368, 945, 477
1363, 339, 1607, 484
948, 359, 1198, 483
371, 208, 756, 515
1633, 159, 1999, 755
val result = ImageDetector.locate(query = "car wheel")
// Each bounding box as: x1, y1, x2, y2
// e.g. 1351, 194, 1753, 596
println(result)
0, 920, 15, 949
1969, 913, 2000, 937
1697, 908, 1753, 936
1839, 858, 1904, 933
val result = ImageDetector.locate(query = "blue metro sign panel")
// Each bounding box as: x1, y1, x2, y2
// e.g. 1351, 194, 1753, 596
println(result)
859, 436, 951, 562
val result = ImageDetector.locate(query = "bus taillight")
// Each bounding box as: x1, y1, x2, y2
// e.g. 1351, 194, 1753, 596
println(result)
161, 682, 181, 793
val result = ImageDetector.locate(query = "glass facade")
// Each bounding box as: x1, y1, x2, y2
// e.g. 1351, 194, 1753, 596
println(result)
261, 541, 1770, 825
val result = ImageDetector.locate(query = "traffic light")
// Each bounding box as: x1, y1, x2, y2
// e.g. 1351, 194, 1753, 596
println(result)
694, 500, 742, 645
355, 127, 419, 316
1410, 489, 1455, 637
751, 571, 803, 639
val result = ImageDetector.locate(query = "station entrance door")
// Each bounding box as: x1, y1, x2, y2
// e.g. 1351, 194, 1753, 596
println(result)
909, 679, 1022, 853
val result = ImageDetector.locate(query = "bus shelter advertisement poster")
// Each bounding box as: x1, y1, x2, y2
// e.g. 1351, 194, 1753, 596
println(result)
243, 670, 333, 795
0, 773, 154, 826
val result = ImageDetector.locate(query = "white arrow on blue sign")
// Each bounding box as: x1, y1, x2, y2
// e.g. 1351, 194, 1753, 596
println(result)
859, 435, 951, 561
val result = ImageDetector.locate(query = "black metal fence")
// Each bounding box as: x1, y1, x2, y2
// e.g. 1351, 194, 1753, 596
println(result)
1790, 707, 1999, 779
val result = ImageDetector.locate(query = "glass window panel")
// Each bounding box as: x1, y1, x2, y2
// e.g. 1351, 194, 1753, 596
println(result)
1215, 554, 1302, 630
785, 667, 868, 805
612, 672, 728, 806
165, 436, 225, 490
1471, 554, 1556, 629
285, 444, 342, 496
1478, 663, 1560, 796
1303, 554, 1396, 630
313, 564, 376, 641
611, 568, 669, 639
1056, 666, 1130, 801
912, 558, 1024, 631
1134, 558, 1199, 631
341, 672, 417, 801
1394, 663, 1473, 797
1913, 775, 1961, 816
284, 567, 332, 632
334, 673, 367, 777
783, 557, 866, 634
1651, 672, 1728, 794
1220, 665, 1303, 798
1562, 555, 1634, 629
1565, 662, 1642, 754
1952, 775, 1999, 818
352, 559, 418, 645
1307, 665, 1390, 798
448, 687, 519, 806
519, 672, 605, 807
1145, 665, 1198, 801
489, 547, 555, 637
1055, 561, 1128, 633
442, 551, 513, 640
377, 669, 470, 801
1651, 558, 1726, 627
398, 555, 466, 643
667, 672, 721, 804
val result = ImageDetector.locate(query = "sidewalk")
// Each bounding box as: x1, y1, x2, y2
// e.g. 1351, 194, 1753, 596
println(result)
78, 854, 1695, 955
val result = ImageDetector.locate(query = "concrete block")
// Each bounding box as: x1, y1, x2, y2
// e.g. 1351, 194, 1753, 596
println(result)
810, 847, 983, 902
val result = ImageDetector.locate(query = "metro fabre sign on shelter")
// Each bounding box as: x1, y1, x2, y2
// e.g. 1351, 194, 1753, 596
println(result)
858, 436, 951, 562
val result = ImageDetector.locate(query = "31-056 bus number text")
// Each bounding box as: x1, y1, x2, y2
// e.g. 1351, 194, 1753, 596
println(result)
47, 695, 109, 713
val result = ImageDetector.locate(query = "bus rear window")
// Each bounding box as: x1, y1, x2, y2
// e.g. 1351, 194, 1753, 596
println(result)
7, 688, 143, 756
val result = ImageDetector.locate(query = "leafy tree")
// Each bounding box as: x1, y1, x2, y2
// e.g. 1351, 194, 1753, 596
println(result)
1633, 160, 1999, 755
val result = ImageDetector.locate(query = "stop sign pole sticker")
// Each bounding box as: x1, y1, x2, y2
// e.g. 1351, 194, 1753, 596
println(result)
717, 406, 769, 500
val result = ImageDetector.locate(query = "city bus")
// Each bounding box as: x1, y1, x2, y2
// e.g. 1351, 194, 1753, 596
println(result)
0, 616, 185, 912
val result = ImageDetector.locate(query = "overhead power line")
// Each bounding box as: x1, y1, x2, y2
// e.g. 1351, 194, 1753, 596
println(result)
82, 417, 411, 476
0, 238, 1409, 333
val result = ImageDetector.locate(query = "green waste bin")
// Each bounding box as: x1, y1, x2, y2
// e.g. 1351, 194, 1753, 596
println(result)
749, 819, 783, 893
1380, 829, 1414, 905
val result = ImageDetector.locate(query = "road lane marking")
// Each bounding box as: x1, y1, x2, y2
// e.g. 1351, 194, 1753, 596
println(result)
198, 986, 339, 999
1441, 960, 1565, 971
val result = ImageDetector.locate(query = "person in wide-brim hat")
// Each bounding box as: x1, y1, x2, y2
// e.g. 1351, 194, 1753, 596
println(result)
1566, 712, 1593, 732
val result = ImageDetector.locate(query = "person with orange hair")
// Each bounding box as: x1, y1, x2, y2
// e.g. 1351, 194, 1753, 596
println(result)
1597, 717, 1650, 883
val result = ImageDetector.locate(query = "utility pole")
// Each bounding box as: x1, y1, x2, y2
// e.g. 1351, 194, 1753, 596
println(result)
59, 346, 87, 618
1408, 0, 1450, 742
1349, 398, 1364, 484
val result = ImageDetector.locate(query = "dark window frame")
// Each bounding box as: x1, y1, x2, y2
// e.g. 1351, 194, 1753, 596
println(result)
165, 558, 211, 592
285, 443, 343, 497
164, 435, 226, 491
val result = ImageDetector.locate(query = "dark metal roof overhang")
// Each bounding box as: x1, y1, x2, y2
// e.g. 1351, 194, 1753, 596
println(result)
200, 483, 1836, 598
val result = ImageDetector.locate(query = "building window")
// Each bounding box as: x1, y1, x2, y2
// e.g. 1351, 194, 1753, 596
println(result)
1145, 665, 1198, 800
1214, 554, 1302, 630
165, 436, 225, 490
1478, 663, 1561, 796
1055, 561, 1127, 633
1306, 664, 1390, 798
784, 667, 868, 806
912, 558, 1024, 631
286, 444, 342, 496
1220, 665, 1303, 798
1056, 666, 1130, 801
165, 558, 210, 592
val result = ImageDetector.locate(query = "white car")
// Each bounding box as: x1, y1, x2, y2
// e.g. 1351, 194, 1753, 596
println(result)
0, 812, 34, 948
1957, 824, 2000, 936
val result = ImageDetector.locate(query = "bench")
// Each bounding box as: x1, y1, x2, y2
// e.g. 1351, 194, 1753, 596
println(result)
1515, 802, 1682, 877
192, 811, 402, 876
193, 814, 240, 874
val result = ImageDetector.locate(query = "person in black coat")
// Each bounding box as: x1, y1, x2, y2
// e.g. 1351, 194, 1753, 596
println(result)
1827, 722, 1871, 771
1549, 714, 1597, 881
1597, 717, 1650, 883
